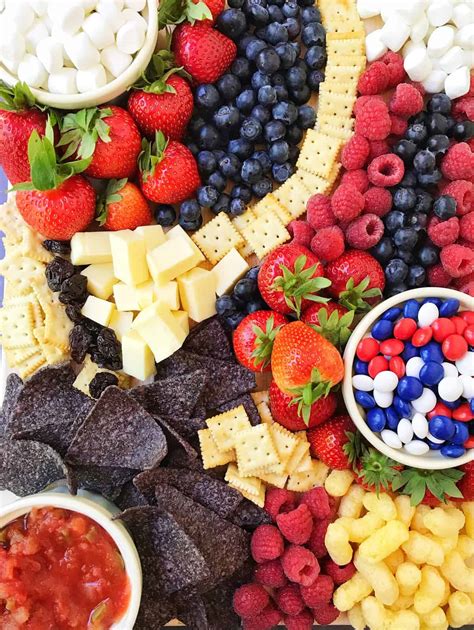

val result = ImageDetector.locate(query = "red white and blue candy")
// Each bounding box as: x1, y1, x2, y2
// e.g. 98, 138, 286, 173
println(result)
353, 297, 474, 458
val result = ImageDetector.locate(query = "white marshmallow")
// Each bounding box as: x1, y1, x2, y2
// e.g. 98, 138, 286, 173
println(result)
453, 3, 474, 28
49, 2, 85, 36
83, 12, 115, 50
0, 30, 25, 66
404, 46, 433, 81
121, 8, 148, 29
25, 19, 49, 54
411, 14, 430, 43
380, 5, 401, 23
427, 25, 455, 57
101, 44, 132, 77
403, 40, 426, 58
421, 68, 447, 92
380, 17, 411, 52
439, 45, 465, 73
4, 3, 35, 33
17, 53, 47, 88
427, 0, 453, 26
65, 32, 100, 71
96, 0, 124, 31
356, 0, 381, 19
396, 0, 426, 25
37, 36, 64, 74
125, 0, 146, 8
456, 23, 474, 49
82, 0, 98, 12
365, 29, 388, 62
464, 48, 474, 68
116, 20, 146, 54
29, 0, 48, 16
76, 63, 107, 92
444, 65, 471, 98
48, 67, 78, 94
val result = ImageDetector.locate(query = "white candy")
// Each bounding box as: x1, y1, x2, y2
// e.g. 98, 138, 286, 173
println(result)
374, 390, 394, 409
65, 32, 100, 71
404, 46, 432, 81
427, 25, 455, 58
439, 46, 465, 73
49, 3, 85, 36
412, 412, 429, 439
441, 362, 458, 379
83, 12, 115, 50
125, 0, 147, 10
445, 65, 471, 99
438, 376, 464, 402
96, 0, 124, 31
411, 14, 430, 43
25, 19, 49, 54
452, 3, 474, 29
456, 351, 474, 377
48, 67, 78, 94
36, 37, 63, 74
456, 23, 474, 49
404, 440, 429, 455
82, 0, 98, 12
417, 302, 439, 327
373, 371, 399, 392
356, 0, 382, 19
427, 432, 444, 444
381, 429, 403, 449
352, 374, 374, 391
459, 375, 474, 400
17, 53, 47, 88
381, 18, 411, 52
116, 20, 146, 55
422, 68, 448, 92
76, 64, 107, 93
365, 29, 388, 62
101, 44, 133, 77
412, 387, 437, 413
398, 418, 414, 444
465, 49, 474, 69
427, 1, 453, 26
406, 356, 425, 379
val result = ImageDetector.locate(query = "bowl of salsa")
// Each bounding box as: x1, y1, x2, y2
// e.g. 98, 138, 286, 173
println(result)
0, 492, 142, 629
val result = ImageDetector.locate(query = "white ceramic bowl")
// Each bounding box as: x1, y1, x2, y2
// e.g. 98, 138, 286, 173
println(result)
0, 490, 142, 629
0, 0, 158, 110
343, 287, 474, 470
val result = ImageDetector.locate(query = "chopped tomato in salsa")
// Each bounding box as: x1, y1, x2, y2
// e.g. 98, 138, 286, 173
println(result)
0, 507, 130, 630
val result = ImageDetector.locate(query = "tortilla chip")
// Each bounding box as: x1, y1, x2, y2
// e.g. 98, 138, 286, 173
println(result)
0, 373, 23, 437
184, 317, 233, 361
66, 465, 137, 500
230, 499, 273, 529
154, 416, 198, 461
216, 394, 261, 426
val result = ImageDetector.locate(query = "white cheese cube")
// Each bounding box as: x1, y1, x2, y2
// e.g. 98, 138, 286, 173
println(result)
109, 310, 134, 341
134, 224, 166, 251
172, 310, 189, 335
155, 281, 180, 311
110, 229, 149, 286
81, 263, 118, 300
136, 280, 155, 309
81, 295, 116, 327
166, 225, 205, 265
132, 302, 187, 364
178, 267, 217, 323
113, 283, 141, 311
212, 248, 250, 296
122, 329, 156, 381
71, 232, 112, 265
146, 238, 196, 284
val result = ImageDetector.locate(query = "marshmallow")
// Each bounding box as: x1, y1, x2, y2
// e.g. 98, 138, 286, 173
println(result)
356, 0, 381, 19
36, 36, 64, 74
76, 63, 107, 92
444, 65, 470, 98
427, 25, 455, 57
456, 23, 474, 49
439, 45, 465, 73
65, 32, 100, 70
464, 49, 474, 68
396, 0, 426, 26
411, 14, 430, 43
403, 40, 426, 58
125, 0, 147, 9
29, 0, 48, 17
101, 44, 132, 77
452, 3, 474, 29
4, 3, 35, 33
0, 30, 26, 66
404, 46, 432, 81
427, 0, 453, 27
380, 5, 401, 23
121, 8, 148, 29
25, 19, 49, 54
365, 29, 388, 62
96, 0, 124, 31
421, 68, 447, 92
49, 2, 85, 36
116, 20, 146, 55
17, 53, 47, 88
82, 0, 98, 12
380, 17, 411, 52
83, 12, 115, 50
48, 67, 78, 94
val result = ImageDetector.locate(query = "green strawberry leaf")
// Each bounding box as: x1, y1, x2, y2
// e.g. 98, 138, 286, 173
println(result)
138, 131, 168, 181
185, 0, 212, 23
392, 468, 464, 506
339, 276, 382, 313
250, 314, 284, 370
0, 80, 36, 111
288, 368, 334, 425
311, 307, 355, 349
57, 107, 112, 162
97, 178, 127, 226
132, 50, 191, 93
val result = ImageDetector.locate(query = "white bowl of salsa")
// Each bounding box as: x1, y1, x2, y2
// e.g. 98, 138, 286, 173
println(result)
0, 492, 142, 629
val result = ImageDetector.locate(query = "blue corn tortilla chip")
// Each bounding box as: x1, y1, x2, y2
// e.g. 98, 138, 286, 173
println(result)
154, 416, 198, 461
66, 465, 137, 500
66, 387, 168, 470
0, 374, 23, 437
216, 394, 261, 426
230, 499, 273, 530
115, 482, 149, 511
184, 317, 232, 361
176, 596, 209, 630
163, 414, 207, 440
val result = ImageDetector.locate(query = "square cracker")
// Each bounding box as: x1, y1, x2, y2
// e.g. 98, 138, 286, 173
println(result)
4, 345, 39, 368
193, 213, 244, 264
17, 350, 47, 380
232, 208, 256, 233
317, 113, 355, 141
272, 175, 312, 219
257, 401, 273, 426
19, 227, 53, 263
236, 484, 265, 508
326, 53, 366, 71
234, 424, 279, 476
296, 171, 332, 196
327, 38, 365, 59
269, 423, 298, 467
287, 459, 330, 492
0, 303, 36, 349
32, 284, 73, 350
318, 92, 357, 122
198, 428, 236, 469
0, 197, 24, 243
297, 130, 343, 179
257, 470, 288, 489
0, 255, 45, 296
286, 438, 311, 475
225, 463, 262, 497
251, 390, 269, 405
238, 242, 254, 259
240, 209, 290, 260
206, 405, 252, 453
252, 194, 291, 226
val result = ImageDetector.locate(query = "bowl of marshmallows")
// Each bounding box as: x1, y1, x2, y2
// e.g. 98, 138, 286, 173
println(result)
0, 0, 159, 109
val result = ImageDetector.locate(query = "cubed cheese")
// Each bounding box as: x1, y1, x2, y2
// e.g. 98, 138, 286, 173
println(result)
132, 301, 187, 363
212, 247, 250, 296
177, 267, 217, 323
155, 281, 180, 311
122, 329, 156, 381
70, 232, 111, 265
146, 237, 196, 284
113, 283, 140, 311
135, 280, 155, 309
109, 310, 133, 341
172, 310, 189, 335
110, 229, 149, 286
134, 225, 166, 251
81, 295, 116, 326
81, 263, 118, 300
166, 224, 205, 265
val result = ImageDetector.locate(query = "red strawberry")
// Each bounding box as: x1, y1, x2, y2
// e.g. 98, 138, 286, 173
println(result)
301, 301, 354, 349
193, 0, 225, 23
269, 379, 337, 431
172, 22, 237, 84
97, 179, 153, 231
0, 81, 47, 185
233, 311, 287, 372
453, 461, 474, 502
391, 468, 465, 506
58, 105, 141, 180
258, 244, 331, 317
307, 415, 356, 470
353, 447, 402, 494
138, 131, 201, 205
325, 250, 385, 312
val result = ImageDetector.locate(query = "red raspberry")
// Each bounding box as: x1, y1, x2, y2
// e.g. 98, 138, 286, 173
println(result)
363, 187, 392, 216
281, 545, 320, 587
242, 605, 282, 630
276, 504, 313, 545
468, 74, 474, 97
441, 244, 474, 278
264, 488, 297, 522
380, 51, 406, 88
300, 574, 334, 607
341, 169, 370, 193
357, 61, 390, 95
284, 610, 314, 630
310, 226, 345, 262
233, 583, 270, 618
346, 213, 384, 249
306, 194, 335, 229
341, 134, 370, 170
409, 81, 426, 97
367, 154, 405, 187
312, 602, 340, 625
368, 139, 391, 161
299, 487, 330, 520
251, 524, 285, 563
460, 213, 474, 242
354, 94, 384, 117
389, 83, 424, 117
428, 216, 460, 247
275, 584, 305, 616
390, 114, 408, 137
452, 96, 474, 121
307, 517, 331, 558
442, 180, 473, 215
324, 559, 356, 585
331, 184, 365, 221
453, 271, 474, 296
355, 98, 391, 140
288, 220, 315, 248
328, 495, 339, 520
441, 143, 474, 181
459, 239, 474, 251
427, 264, 452, 288
254, 559, 288, 588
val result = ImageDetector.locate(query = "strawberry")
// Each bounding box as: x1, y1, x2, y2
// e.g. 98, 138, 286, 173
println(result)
258, 244, 331, 318
301, 302, 354, 349
269, 379, 337, 431
307, 415, 356, 470
193, 0, 225, 22
457, 461, 474, 501
353, 447, 402, 493
271, 322, 344, 422
138, 131, 201, 205
391, 468, 464, 506
325, 250, 385, 312
172, 22, 237, 84
58, 105, 141, 180
233, 311, 287, 373
97, 179, 153, 231
0, 81, 47, 185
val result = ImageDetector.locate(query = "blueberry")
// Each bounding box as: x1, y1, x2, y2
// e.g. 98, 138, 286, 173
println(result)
228, 138, 254, 160
272, 101, 298, 125
301, 6, 321, 23
198, 124, 222, 150
272, 72, 285, 86
240, 117, 263, 141
256, 47, 281, 74
413, 149, 436, 174
258, 84, 278, 105
274, 42, 297, 69
267, 5, 284, 22
246, 37, 267, 61
385, 211, 406, 233
219, 153, 242, 178
216, 8, 248, 39
417, 169, 442, 187
304, 45, 326, 70
414, 190, 433, 213
235, 89, 255, 114
251, 104, 271, 125
427, 134, 450, 155
213, 149, 226, 162
264, 119, 286, 142
289, 85, 311, 105
253, 149, 272, 173
399, 170, 417, 188
371, 237, 395, 264
187, 142, 199, 156
154, 204, 176, 226
238, 33, 255, 55
269, 139, 289, 164
231, 184, 252, 203
393, 187, 417, 211
288, 144, 299, 164
246, 298, 268, 313
196, 150, 217, 175
252, 176, 273, 197
298, 0, 315, 6
213, 105, 240, 129
385, 259, 409, 285
394, 227, 419, 251
396, 249, 416, 265
241, 157, 263, 183
216, 294, 237, 316
417, 242, 439, 267
194, 85, 221, 115
296, 104, 316, 130
246, 266, 260, 281
231, 57, 252, 81
252, 71, 271, 90
283, 17, 301, 39
234, 277, 257, 300
196, 185, 219, 208
407, 265, 426, 288
274, 84, 289, 102
188, 116, 206, 138
433, 194, 457, 220
307, 69, 325, 91
179, 214, 203, 231
452, 120, 474, 141
243, 0, 267, 12
393, 139, 418, 163
248, 4, 270, 25
286, 124, 304, 145
301, 21, 325, 47
406, 122, 428, 146
217, 73, 242, 101
229, 198, 247, 216
272, 161, 294, 183
212, 193, 231, 214
208, 170, 227, 192
225, 311, 246, 329
426, 112, 449, 136
282, 0, 299, 17
405, 212, 427, 231
179, 199, 201, 222
264, 22, 288, 44
427, 93, 451, 115
286, 66, 307, 90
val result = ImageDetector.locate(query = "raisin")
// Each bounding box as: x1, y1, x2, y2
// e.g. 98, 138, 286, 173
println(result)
43, 239, 71, 255
59, 274, 88, 305
89, 372, 119, 399
97, 328, 121, 360
65, 304, 83, 323
45, 257, 75, 292
82, 318, 103, 337
91, 351, 123, 371
69, 324, 93, 364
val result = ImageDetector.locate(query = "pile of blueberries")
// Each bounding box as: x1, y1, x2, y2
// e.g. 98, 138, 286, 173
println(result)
216, 265, 268, 328
370, 92, 474, 297
172, 0, 324, 229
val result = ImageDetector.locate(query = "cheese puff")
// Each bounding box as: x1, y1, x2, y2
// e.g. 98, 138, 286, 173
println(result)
461, 502, 474, 538
338, 483, 366, 519
354, 550, 400, 606
360, 595, 390, 630
325, 521, 353, 566
401, 531, 445, 567
395, 562, 422, 596
420, 606, 448, 630
385, 548, 405, 574
363, 491, 397, 521
439, 576, 451, 608
413, 566, 445, 615
333, 573, 373, 612
394, 495, 416, 528
390, 593, 414, 611
388, 609, 420, 630
411, 505, 431, 534
358, 520, 409, 564
447, 591, 474, 628
440, 550, 474, 593
325, 469, 355, 497
348, 512, 385, 543
424, 507, 465, 537
428, 533, 458, 554
347, 603, 365, 630
457, 533, 474, 560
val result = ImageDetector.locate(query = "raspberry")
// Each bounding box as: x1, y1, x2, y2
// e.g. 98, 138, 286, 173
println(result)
440, 244, 474, 278
300, 574, 334, 607
346, 213, 384, 249
459, 239, 474, 251
288, 220, 315, 248
331, 184, 365, 221
468, 74, 474, 97
460, 213, 474, 242
276, 504, 313, 545
341, 169, 370, 193
311, 602, 340, 625
307, 517, 331, 558
357, 61, 390, 95
233, 583, 270, 618
442, 180, 473, 215
310, 226, 345, 262
452, 96, 474, 121
355, 98, 391, 140
242, 605, 282, 630
368, 139, 391, 161
264, 487, 297, 522
390, 114, 408, 137
281, 545, 320, 587
441, 143, 474, 181
453, 271, 474, 296
427, 264, 452, 288
275, 584, 305, 616
363, 187, 392, 217
341, 134, 370, 170
299, 487, 330, 520
324, 559, 356, 585
328, 495, 339, 520
409, 81, 426, 97
380, 51, 406, 88
306, 194, 335, 230
389, 83, 424, 117
284, 610, 314, 630
251, 524, 285, 563
354, 94, 383, 117
428, 216, 460, 247
254, 559, 288, 588
367, 154, 405, 187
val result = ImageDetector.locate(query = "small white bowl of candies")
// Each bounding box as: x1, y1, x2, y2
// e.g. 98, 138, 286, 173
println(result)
343, 288, 474, 470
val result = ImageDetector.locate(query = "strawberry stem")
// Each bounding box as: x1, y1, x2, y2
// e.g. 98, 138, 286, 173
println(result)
310, 307, 354, 349
339, 276, 382, 313
249, 314, 284, 370
97, 178, 127, 226
0, 80, 36, 111
391, 468, 464, 506
57, 107, 112, 162
138, 131, 168, 181
158, 0, 211, 27
288, 367, 334, 425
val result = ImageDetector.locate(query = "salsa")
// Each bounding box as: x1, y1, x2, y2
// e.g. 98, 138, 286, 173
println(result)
0, 507, 130, 630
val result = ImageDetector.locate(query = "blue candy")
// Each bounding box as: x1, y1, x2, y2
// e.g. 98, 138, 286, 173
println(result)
423, 297, 442, 307
420, 341, 444, 364
470, 399, 474, 414
382, 307, 402, 322
439, 298, 460, 318
397, 376, 424, 401
419, 361, 444, 386
372, 319, 394, 341
367, 408, 387, 432
426, 440, 443, 450
451, 421, 469, 445
393, 395, 412, 418
439, 398, 461, 410
402, 342, 419, 362
403, 299, 421, 319
354, 359, 369, 375
441, 444, 465, 458
386, 406, 400, 430
429, 415, 455, 440
355, 391, 376, 409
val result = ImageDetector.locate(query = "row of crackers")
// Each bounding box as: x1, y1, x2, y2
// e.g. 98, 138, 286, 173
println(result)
189, 0, 366, 265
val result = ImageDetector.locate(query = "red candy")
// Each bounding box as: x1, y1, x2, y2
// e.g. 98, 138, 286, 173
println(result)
389, 356, 405, 378
452, 403, 474, 423
442, 334, 468, 361
412, 326, 433, 347
428, 402, 453, 419
393, 317, 417, 340
451, 316, 468, 335
464, 325, 474, 345
431, 318, 456, 343
368, 355, 389, 378
464, 436, 474, 449
379, 338, 404, 356
460, 311, 474, 325
356, 337, 380, 361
